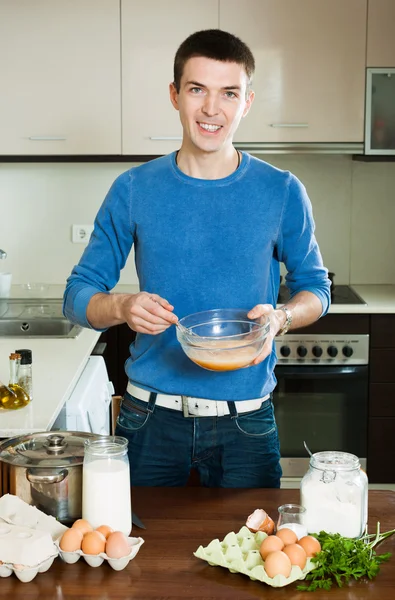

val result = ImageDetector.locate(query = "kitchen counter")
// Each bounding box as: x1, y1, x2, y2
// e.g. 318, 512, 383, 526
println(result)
0, 328, 100, 437
2, 487, 395, 599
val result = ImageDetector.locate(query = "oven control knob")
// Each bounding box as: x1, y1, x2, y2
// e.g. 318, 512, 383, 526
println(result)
297, 346, 308, 358
342, 346, 353, 358
327, 345, 338, 358
312, 345, 323, 357
280, 345, 291, 357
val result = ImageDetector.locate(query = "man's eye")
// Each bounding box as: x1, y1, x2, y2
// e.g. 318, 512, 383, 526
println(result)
225, 91, 236, 99
190, 87, 202, 94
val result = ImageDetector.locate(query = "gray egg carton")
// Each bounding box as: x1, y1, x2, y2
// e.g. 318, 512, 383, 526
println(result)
194, 526, 316, 588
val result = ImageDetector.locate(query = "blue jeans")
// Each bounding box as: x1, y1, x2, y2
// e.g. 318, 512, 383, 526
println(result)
115, 391, 282, 488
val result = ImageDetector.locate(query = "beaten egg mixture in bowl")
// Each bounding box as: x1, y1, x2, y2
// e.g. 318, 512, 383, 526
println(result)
176, 308, 270, 371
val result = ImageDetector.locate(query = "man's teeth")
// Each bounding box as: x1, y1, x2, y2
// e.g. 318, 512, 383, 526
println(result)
199, 123, 221, 132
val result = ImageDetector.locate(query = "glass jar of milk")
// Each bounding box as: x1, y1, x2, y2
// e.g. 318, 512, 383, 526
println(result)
300, 451, 368, 539
82, 436, 132, 536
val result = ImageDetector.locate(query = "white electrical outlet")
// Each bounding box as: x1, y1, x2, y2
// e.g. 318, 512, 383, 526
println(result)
72, 224, 94, 244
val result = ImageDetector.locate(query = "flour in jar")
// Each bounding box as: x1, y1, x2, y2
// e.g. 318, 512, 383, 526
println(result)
301, 475, 367, 538
82, 459, 132, 536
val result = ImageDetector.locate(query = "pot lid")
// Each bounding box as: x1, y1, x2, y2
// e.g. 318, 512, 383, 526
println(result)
0, 431, 103, 468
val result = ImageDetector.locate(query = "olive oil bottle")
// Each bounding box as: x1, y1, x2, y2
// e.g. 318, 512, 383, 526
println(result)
0, 353, 30, 410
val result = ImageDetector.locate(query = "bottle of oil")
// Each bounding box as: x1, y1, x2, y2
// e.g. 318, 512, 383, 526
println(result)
0, 353, 30, 410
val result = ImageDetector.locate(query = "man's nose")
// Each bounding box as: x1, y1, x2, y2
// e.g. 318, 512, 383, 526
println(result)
202, 93, 220, 116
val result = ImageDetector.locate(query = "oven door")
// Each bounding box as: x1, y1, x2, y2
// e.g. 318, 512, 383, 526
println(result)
273, 364, 368, 477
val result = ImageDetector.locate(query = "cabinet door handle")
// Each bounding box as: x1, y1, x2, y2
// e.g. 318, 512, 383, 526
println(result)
149, 136, 182, 141
269, 123, 309, 128
29, 136, 67, 141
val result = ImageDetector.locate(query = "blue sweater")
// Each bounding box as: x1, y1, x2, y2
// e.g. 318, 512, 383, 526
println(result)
63, 152, 330, 400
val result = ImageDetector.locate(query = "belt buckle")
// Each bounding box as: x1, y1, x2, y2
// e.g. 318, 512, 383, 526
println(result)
181, 395, 194, 417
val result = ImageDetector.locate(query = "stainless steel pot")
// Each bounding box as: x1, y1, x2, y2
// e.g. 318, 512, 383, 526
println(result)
0, 431, 104, 524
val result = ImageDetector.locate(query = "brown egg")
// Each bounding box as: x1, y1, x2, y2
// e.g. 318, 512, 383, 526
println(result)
72, 518, 93, 535
283, 543, 307, 569
105, 531, 130, 559
95, 524, 114, 539
246, 508, 275, 535
259, 535, 285, 560
298, 535, 321, 557
81, 530, 106, 555
59, 528, 83, 552
276, 527, 298, 546
264, 550, 292, 579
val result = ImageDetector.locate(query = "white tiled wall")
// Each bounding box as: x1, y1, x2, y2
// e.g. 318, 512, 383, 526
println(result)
1, 155, 394, 286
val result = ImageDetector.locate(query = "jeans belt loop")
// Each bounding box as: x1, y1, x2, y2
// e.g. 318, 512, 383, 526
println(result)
227, 401, 238, 419
147, 392, 157, 413
181, 396, 190, 418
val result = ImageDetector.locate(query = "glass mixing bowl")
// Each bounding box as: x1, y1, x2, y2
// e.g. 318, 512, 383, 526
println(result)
176, 308, 270, 371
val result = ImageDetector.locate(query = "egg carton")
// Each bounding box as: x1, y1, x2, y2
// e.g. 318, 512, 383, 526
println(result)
194, 526, 317, 588
55, 536, 145, 570
0, 494, 68, 541
0, 555, 57, 583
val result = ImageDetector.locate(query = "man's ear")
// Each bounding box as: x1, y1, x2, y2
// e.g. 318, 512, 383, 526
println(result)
242, 89, 255, 118
169, 82, 179, 111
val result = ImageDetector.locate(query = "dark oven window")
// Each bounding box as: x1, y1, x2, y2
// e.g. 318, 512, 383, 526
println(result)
273, 365, 368, 458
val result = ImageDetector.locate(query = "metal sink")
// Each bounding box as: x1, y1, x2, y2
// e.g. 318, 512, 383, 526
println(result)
0, 318, 82, 338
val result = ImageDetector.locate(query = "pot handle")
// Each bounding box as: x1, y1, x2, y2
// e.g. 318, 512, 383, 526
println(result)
26, 469, 68, 484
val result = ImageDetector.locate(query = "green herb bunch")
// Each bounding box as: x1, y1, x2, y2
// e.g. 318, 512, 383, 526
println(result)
297, 522, 395, 592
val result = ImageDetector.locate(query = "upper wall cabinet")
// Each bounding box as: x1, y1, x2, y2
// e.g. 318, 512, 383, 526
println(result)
121, 0, 219, 155
0, 0, 121, 155
220, 0, 367, 144
367, 0, 395, 67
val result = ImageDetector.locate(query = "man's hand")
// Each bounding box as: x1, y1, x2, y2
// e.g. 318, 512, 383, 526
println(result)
247, 304, 286, 365
119, 292, 178, 334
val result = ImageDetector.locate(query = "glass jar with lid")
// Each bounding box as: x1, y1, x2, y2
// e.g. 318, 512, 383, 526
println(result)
300, 451, 368, 539
82, 436, 132, 536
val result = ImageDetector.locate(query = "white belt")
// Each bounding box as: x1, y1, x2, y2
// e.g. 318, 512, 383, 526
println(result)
126, 382, 270, 418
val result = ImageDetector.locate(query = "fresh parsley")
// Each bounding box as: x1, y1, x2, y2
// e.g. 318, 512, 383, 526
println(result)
296, 522, 394, 592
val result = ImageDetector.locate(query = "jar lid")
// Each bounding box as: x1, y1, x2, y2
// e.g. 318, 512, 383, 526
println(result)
311, 451, 360, 471
0, 431, 105, 468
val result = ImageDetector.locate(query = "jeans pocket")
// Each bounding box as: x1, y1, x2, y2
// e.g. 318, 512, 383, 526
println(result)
117, 393, 151, 433
234, 400, 277, 438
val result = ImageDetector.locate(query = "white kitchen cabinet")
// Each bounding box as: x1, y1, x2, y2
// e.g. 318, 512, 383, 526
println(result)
220, 0, 367, 144
367, 0, 395, 67
121, 0, 219, 155
0, 0, 121, 155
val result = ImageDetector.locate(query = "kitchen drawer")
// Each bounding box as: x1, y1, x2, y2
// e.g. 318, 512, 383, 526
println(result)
369, 383, 395, 417
371, 315, 395, 348
370, 349, 395, 383
296, 314, 369, 335
368, 417, 395, 483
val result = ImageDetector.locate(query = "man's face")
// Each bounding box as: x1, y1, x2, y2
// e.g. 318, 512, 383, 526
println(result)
170, 56, 254, 154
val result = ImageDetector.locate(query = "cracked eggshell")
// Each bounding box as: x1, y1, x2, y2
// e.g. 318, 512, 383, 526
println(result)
246, 508, 275, 535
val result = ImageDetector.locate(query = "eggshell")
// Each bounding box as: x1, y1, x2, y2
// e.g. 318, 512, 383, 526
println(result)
95, 525, 113, 539
264, 550, 292, 579
59, 528, 83, 552
283, 543, 307, 569
81, 531, 106, 555
246, 508, 275, 535
105, 531, 130, 559
71, 519, 93, 535
275, 527, 298, 546
298, 535, 321, 557
259, 535, 284, 560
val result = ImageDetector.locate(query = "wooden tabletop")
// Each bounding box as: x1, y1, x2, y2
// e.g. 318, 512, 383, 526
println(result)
2, 487, 395, 599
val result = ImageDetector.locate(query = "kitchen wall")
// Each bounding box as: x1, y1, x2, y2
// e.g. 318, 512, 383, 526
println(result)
1, 155, 395, 286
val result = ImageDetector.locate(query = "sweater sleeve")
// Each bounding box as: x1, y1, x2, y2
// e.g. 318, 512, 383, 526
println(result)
276, 174, 331, 316
63, 171, 135, 330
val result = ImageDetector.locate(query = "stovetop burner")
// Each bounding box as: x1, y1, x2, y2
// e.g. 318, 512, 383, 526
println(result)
277, 284, 366, 305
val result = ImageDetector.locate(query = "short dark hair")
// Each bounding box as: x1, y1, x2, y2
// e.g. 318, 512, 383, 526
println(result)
173, 29, 255, 93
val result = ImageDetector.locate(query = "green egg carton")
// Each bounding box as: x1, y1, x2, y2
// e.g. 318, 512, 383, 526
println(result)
194, 525, 317, 588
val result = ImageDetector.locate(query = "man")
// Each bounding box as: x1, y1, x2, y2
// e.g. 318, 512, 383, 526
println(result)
63, 29, 330, 488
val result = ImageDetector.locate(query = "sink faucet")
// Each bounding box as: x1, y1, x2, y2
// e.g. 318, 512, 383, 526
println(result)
0, 249, 7, 259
